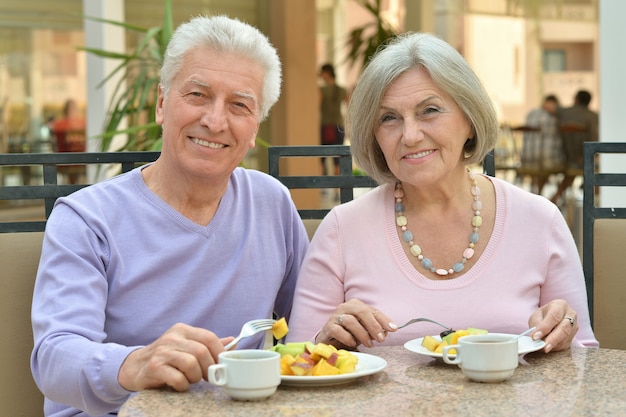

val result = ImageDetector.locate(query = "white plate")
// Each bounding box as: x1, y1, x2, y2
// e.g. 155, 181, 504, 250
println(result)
280, 352, 387, 387
403, 333, 546, 360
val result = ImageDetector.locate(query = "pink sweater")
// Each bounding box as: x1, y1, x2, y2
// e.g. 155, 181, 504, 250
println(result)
287, 176, 598, 348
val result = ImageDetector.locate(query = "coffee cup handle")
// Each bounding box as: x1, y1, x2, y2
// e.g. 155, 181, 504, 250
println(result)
208, 364, 227, 386
442, 344, 461, 364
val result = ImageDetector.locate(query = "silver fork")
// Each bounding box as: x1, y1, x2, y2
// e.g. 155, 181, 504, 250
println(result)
224, 319, 276, 350
397, 317, 453, 331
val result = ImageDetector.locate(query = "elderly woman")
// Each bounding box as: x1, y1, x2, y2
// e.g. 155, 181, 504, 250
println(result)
286, 32, 597, 352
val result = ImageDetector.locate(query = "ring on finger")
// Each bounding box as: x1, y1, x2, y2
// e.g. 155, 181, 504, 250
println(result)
337, 314, 345, 326
564, 316, 575, 326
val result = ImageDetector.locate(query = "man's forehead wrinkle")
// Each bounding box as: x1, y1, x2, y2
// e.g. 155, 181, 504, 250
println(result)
187, 78, 257, 101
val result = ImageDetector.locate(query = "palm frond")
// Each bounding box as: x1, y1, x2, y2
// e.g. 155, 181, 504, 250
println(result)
82, 0, 172, 152
343, 0, 398, 71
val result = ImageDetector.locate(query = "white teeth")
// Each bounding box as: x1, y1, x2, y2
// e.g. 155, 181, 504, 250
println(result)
191, 138, 225, 149
405, 150, 433, 159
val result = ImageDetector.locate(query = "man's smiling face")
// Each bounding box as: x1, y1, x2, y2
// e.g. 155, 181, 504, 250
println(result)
156, 46, 264, 180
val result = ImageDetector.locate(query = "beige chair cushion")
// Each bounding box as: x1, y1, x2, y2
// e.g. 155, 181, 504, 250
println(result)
0, 232, 45, 416
303, 219, 322, 241
593, 219, 626, 350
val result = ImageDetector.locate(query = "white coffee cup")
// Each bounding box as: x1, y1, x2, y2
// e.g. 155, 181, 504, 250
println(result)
208, 349, 281, 401
442, 333, 519, 383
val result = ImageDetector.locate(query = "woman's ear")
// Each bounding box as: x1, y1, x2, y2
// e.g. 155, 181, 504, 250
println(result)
463, 136, 477, 155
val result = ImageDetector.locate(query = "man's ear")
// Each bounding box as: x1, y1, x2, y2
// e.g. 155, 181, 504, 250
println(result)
249, 126, 260, 148
155, 84, 165, 125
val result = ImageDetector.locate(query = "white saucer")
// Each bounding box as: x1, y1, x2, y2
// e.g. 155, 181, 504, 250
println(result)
404, 333, 546, 360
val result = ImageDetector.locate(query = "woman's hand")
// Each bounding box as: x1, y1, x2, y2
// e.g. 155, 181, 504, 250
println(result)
529, 299, 578, 353
315, 299, 398, 349
118, 323, 234, 392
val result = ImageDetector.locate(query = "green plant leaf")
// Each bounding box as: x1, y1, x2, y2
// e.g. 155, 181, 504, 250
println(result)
343, 0, 398, 71
83, 15, 150, 33
256, 137, 271, 148
81, 1, 171, 152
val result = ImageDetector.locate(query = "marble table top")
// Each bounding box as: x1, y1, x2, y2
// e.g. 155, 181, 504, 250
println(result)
119, 345, 626, 417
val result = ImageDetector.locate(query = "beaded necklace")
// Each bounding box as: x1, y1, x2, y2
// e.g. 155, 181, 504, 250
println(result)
394, 169, 482, 276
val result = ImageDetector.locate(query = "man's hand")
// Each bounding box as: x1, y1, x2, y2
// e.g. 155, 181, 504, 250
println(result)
118, 323, 234, 392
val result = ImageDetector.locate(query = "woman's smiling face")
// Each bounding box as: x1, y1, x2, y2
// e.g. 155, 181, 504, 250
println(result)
374, 66, 473, 185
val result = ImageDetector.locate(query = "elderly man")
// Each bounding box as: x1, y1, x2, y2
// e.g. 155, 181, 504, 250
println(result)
31, 15, 309, 416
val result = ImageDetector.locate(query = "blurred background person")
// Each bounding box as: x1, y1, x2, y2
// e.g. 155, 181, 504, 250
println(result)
52, 98, 86, 153
551, 90, 599, 204
51, 99, 87, 184
520, 94, 564, 196
319, 63, 349, 177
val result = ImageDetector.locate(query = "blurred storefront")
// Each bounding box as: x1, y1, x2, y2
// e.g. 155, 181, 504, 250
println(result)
0, 0, 600, 152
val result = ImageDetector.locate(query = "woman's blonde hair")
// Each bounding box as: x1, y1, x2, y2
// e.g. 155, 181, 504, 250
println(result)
348, 32, 499, 184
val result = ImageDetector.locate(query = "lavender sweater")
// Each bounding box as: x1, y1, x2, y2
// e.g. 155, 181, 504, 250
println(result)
31, 166, 309, 417
287, 176, 598, 348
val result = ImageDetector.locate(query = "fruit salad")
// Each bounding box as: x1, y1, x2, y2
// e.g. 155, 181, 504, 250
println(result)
421, 327, 488, 354
270, 342, 359, 376
268, 317, 359, 376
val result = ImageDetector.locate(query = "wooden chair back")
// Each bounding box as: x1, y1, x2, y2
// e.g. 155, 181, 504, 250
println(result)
494, 125, 522, 170
510, 124, 563, 195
